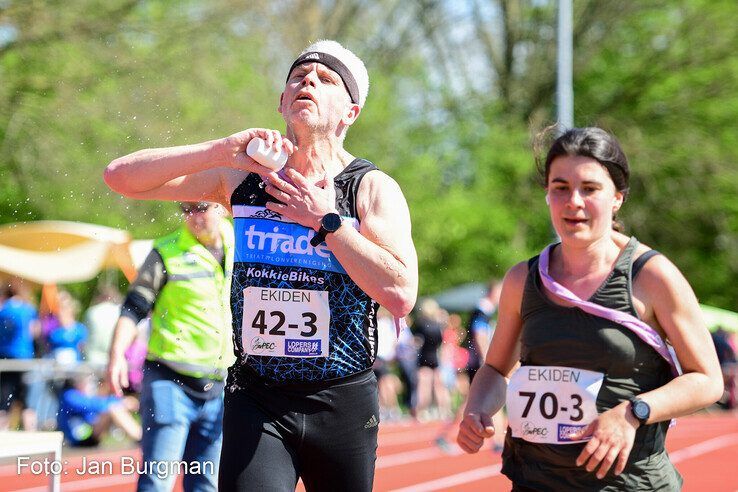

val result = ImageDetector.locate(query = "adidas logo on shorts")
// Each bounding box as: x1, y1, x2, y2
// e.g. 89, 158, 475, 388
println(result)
364, 414, 379, 429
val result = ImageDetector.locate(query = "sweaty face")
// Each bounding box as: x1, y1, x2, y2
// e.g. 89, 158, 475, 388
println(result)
546, 155, 623, 245
279, 62, 353, 133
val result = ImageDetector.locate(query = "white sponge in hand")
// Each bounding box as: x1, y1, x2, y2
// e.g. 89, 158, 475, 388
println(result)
246, 137, 288, 171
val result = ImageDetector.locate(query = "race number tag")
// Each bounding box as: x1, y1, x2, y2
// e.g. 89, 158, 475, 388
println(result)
506, 365, 604, 444
242, 287, 330, 358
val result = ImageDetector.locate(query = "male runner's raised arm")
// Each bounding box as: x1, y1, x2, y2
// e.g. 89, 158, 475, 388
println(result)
104, 129, 294, 207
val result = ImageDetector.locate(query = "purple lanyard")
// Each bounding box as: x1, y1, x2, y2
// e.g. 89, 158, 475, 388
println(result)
394, 317, 407, 337
538, 244, 680, 377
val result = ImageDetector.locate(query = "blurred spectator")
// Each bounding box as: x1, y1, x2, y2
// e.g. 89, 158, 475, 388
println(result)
435, 314, 472, 452
25, 290, 89, 430
437, 281, 506, 452
46, 291, 88, 364
396, 316, 419, 417
373, 307, 402, 421
0, 279, 40, 430
83, 284, 123, 367
463, 280, 502, 381
440, 313, 470, 405
27, 291, 89, 429
57, 373, 141, 447
712, 326, 737, 409
123, 318, 150, 394
414, 299, 451, 421
712, 326, 737, 365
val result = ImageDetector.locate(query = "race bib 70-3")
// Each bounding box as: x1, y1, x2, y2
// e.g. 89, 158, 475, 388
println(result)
506, 365, 604, 444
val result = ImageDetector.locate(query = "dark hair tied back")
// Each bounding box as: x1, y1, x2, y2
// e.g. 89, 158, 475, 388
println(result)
535, 126, 630, 231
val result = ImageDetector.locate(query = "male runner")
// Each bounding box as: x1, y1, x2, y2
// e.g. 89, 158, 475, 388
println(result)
104, 40, 418, 491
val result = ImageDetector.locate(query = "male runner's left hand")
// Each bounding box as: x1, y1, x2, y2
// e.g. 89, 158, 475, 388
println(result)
572, 401, 639, 479
265, 168, 337, 230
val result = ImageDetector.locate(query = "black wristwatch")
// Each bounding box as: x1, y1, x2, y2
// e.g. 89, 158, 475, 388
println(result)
629, 398, 650, 425
310, 212, 342, 247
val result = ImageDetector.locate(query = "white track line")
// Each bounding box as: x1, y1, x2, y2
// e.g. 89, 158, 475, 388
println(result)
379, 428, 443, 446
8, 429, 738, 492
0, 448, 141, 475
377, 446, 463, 469
670, 432, 738, 464
390, 464, 503, 492
387, 432, 738, 491
12, 473, 136, 492
7, 446, 456, 491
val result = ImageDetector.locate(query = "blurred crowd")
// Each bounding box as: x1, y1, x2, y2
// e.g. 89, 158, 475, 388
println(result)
374, 282, 501, 424
1, 274, 736, 450
0, 277, 143, 446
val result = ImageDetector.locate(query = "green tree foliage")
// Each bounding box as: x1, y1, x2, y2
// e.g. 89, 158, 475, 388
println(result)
1, 0, 736, 309
573, 0, 738, 309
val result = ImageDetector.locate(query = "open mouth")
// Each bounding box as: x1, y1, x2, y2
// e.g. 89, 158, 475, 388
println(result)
563, 218, 588, 226
294, 93, 316, 104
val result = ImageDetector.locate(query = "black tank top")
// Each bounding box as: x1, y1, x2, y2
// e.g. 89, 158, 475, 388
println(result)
502, 238, 683, 491
228, 159, 381, 386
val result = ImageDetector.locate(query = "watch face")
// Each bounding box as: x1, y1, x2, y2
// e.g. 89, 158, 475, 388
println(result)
633, 400, 650, 420
322, 213, 342, 232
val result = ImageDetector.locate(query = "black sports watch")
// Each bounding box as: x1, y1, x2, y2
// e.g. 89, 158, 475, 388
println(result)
310, 212, 342, 247
629, 398, 650, 425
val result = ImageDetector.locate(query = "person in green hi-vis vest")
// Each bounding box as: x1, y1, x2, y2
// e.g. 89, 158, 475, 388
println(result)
107, 201, 235, 492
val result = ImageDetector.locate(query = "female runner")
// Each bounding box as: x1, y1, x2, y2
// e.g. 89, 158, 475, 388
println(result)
458, 127, 723, 490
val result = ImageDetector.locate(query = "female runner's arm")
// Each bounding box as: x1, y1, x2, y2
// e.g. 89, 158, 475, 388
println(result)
575, 254, 723, 479
457, 261, 527, 454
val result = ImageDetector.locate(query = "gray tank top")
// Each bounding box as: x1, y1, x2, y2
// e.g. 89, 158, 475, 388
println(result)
502, 237, 682, 491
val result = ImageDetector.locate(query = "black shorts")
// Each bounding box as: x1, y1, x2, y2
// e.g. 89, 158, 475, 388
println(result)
0, 371, 27, 411
219, 369, 379, 492
418, 351, 439, 369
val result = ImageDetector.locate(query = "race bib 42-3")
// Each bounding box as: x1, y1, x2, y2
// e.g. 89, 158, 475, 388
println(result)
506, 365, 604, 444
242, 286, 330, 358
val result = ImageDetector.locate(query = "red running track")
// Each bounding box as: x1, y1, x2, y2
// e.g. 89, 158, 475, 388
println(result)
1, 413, 736, 491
